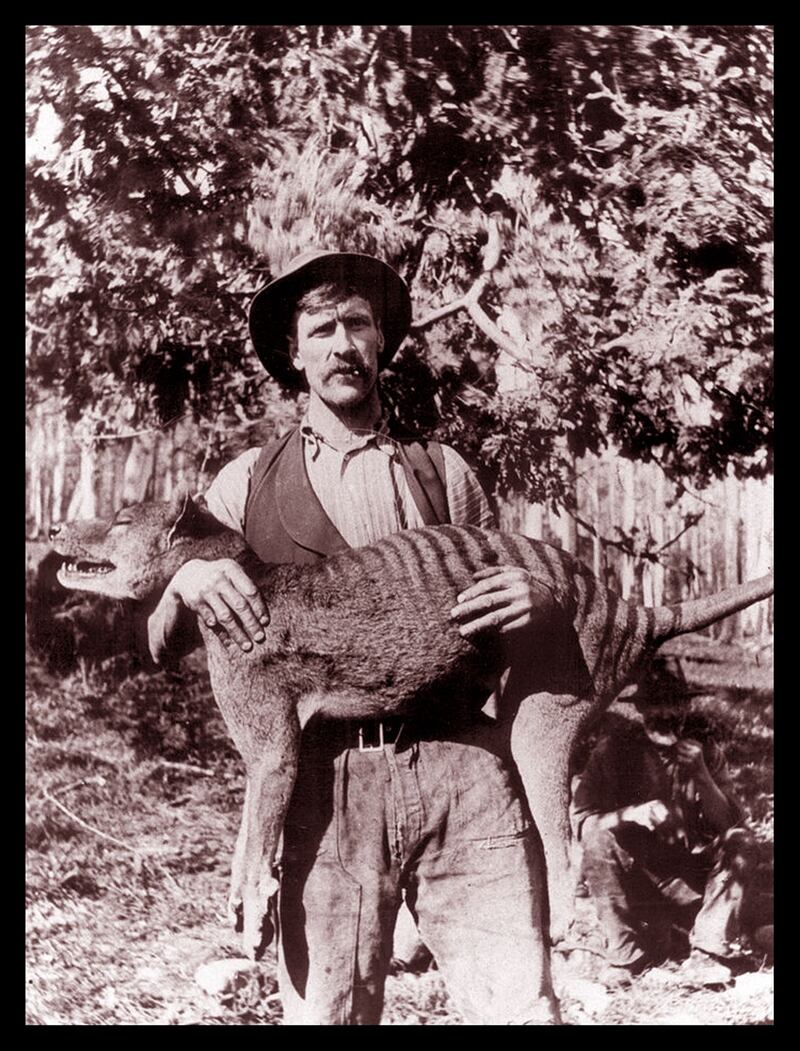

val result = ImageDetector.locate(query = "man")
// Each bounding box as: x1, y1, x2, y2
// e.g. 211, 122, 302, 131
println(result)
151, 249, 562, 1025
571, 656, 758, 984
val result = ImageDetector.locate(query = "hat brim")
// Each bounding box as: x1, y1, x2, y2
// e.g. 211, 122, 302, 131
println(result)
248, 252, 412, 391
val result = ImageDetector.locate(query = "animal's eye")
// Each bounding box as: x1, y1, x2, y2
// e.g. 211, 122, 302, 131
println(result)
111, 516, 133, 528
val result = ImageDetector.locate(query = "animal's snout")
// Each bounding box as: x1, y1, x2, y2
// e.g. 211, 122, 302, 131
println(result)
49, 524, 62, 540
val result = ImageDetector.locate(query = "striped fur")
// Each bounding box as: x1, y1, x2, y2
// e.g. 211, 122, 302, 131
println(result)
51, 493, 773, 957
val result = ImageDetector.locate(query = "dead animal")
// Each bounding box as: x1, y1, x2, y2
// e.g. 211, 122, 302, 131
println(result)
50, 491, 773, 959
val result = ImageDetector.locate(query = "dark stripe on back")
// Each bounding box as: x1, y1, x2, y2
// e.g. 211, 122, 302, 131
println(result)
585, 585, 617, 682
409, 527, 464, 592
391, 530, 435, 608
494, 533, 530, 568
450, 525, 502, 569
616, 599, 641, 670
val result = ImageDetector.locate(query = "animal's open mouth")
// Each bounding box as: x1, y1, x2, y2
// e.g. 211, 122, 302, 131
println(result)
60, 558, 116, 577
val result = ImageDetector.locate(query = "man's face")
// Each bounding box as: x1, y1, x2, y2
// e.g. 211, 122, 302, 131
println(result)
289, 294, 383, 409
640, 706, 687, 750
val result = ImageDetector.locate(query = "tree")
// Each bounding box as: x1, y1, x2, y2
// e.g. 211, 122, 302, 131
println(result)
27, 24, 773, 513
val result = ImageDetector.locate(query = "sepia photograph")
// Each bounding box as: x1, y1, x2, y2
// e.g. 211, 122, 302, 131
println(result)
26, 25, 773, 1025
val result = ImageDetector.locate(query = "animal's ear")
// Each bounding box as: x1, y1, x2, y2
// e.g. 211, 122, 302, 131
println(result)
165, 488, 200, 549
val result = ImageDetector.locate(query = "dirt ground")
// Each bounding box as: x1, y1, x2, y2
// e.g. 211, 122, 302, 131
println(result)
25, 640, 773, 1026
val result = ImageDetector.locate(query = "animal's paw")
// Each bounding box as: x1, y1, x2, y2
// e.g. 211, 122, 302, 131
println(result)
548, 907, 574, 948
243, 913, 275, 961
241, 877, 279, 961
227, 894, 244, 934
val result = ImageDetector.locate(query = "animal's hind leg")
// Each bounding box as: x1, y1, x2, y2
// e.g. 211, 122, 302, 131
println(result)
509, 692, 586, 945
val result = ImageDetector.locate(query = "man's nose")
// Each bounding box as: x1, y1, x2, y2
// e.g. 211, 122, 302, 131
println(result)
331, 322, 357, 355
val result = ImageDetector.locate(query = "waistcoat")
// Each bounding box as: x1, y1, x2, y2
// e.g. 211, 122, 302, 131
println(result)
243, 427, 450, 564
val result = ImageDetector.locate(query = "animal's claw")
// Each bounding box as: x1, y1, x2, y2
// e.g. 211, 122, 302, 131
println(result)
228, 897, 244, 933
243, 911, 275, 960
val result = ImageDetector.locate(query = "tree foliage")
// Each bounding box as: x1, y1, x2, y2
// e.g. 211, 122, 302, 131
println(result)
26, 24, 773, 502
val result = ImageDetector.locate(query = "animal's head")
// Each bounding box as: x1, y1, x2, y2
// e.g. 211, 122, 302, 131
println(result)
50, 490, 232, 601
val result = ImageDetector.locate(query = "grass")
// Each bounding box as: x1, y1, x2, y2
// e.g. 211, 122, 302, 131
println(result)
25, 636, 773, 1026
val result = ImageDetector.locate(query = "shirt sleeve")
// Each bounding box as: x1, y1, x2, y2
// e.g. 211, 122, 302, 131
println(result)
202, 447, 261, 536
570, 737, 619, 840
701, 740, 746, 827
440, 445, 497, 529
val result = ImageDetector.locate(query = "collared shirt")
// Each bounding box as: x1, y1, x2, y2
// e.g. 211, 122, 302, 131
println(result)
204, 416, 496, 544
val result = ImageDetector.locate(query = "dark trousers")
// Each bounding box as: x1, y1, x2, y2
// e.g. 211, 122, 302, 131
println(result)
580, 822, 758, 967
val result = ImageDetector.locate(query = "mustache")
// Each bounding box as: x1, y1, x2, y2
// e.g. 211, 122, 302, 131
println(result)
325, 358, 374, 380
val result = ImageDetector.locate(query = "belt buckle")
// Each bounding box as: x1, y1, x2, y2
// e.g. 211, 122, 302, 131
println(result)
358, 722, 385, 752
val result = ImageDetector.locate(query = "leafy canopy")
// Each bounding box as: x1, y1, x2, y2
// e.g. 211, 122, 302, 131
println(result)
26, 25, 772, 501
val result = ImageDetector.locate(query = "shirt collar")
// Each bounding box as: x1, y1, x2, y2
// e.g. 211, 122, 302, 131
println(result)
300, 412, 395, 458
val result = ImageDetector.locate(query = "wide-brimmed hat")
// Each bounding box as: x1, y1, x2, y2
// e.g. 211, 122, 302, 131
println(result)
617, 654, 695, 709
248, 248, 412, 391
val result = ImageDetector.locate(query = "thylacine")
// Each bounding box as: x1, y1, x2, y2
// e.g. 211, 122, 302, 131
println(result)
51, 490, 773, 959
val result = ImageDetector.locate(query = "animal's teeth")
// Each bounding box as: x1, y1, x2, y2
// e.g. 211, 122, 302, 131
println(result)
62, 560, 113, 575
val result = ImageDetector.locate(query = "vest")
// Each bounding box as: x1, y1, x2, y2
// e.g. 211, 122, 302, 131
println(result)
243, 427, 450, 564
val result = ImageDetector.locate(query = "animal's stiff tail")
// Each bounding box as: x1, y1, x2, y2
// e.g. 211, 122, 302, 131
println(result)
652, 573, 774, 644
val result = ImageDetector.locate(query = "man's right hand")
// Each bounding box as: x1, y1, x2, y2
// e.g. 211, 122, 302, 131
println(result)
159, 558, 269, 654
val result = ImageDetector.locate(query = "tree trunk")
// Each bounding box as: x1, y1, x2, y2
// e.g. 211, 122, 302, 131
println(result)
618, 457, 636, 600
720, 472, 741, 642
51, 410, 66, 526
28, 414, 44, 537
67, 442, 97, 520
122, 433, 158, 505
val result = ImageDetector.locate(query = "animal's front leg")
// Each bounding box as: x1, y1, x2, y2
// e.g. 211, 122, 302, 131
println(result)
239, 713, 301, 961
227, 779, 249, 932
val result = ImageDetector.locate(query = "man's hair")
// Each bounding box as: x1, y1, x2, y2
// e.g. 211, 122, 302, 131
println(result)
289, 280, 384, 340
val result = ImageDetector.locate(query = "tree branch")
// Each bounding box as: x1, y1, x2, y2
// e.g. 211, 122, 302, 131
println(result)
466, 299, 536, 368
410, 230, 537, 371
150, 759, 215, 778
655, 511, 705, 554
569, 508, 705, 566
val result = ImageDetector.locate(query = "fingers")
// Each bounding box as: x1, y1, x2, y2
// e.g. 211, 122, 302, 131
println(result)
451, 565, 549, 638
203, 591, 262, 652
226, 562, 271, 627
452, 597, 532, 637
215, 580, 268, 646
470, 565, 518, 582
457, 565, 529, 599
174, 559, 268, 652
458, 612, 532, 637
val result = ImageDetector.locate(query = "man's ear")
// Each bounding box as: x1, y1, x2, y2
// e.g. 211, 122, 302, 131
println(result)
165, 488, 199, 549
288, 337, 304, 374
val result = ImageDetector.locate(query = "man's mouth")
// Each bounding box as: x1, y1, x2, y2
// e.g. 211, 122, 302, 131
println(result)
329, 363, 367, 380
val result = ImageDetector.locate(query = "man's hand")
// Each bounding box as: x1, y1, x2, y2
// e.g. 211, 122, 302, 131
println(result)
449, 565, 555, 638
674, 739, 710, 780
625, 799, 673, 832
163, 558, 269, 653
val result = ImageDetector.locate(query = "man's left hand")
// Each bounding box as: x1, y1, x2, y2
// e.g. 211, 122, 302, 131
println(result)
450, 566, 555, 638
675, 739, 710, 779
